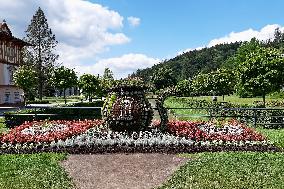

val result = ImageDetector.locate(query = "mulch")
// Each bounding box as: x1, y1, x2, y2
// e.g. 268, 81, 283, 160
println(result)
61, 153, 189, 189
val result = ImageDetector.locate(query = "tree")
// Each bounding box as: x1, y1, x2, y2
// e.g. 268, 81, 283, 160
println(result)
238, 46, 284, 106
266, 27, 284, 50
191, 69, 237, 100
103, 68, 114, 81
152, 67, 177, 90
176, 79, 191, 97
51, 66, 78, 104
13, 65, 37, 105
100, 68, 115, 96
24, 7, 59, 100
78, 74, 101, 102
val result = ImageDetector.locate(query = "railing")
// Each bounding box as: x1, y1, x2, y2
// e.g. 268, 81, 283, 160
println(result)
165, 107, 284, 127
2, 106, 103, 128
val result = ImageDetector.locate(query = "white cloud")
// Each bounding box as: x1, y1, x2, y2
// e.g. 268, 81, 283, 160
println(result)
177, 46, 204, 55
208, 24, 283, 47
127, 16, 140, 27
72, 53, 160, 79
178, 24, 284, 56
0, 0, 156, 79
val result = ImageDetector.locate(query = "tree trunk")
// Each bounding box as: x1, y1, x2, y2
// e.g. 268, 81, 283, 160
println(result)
262, 94, 266, 107
38, 31, 43, 101
64, 88, 67, 104
222, 95, 225, 101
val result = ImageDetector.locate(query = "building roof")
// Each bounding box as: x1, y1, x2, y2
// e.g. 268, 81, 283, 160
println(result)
0, 20, 31, 46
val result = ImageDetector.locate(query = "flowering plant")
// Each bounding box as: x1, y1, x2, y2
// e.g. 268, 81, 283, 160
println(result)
0, 119, 103, 144
161, 119, 265, 142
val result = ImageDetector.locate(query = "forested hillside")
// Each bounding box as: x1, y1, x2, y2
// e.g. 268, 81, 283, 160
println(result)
133, 42, 241, 83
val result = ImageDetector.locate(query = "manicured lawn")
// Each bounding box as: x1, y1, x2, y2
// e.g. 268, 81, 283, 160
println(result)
256, 127, 284, 148
0, 117, 8, 134
190, 95, 279, 105
158, 152, 284, 189
0, 153, 73, 189
164, 97, 209, 121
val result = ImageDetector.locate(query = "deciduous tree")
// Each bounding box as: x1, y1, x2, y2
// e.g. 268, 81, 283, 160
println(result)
51, 66, 78, 104
13, 65, 37, 105
238, 46, 284, 106
78, 74, 101, 102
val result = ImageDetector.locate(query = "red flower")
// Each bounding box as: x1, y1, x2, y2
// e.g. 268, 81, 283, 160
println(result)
0, 119, 103, 144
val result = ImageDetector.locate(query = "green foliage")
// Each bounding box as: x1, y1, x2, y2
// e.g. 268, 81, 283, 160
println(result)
238, 45, 284, 105
24, 7, 59, 100
13, 65, 37, 102
159, 152, 284, 189
102, 93, 117, 115
100, 68, 115, 96
4, 101, 103, 128
102, 67, 114, 80
191, 69, 237, 97
51, 66, 78, 103
78, 74, 101, 101
133, 42, 241, 84
0, 153, 73, 189
152, 67, 177, 90
176, 79, 191, 96
266, 27, 284, 50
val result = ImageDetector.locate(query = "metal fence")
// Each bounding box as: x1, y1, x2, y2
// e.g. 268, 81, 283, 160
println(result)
166, 107, 284, 127
1, 106, 103, 127
1, 106, 284, 127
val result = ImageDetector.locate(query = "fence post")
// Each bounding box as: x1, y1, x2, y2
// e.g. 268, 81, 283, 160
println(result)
34, 107, 37, 120
253, 109, 257, 127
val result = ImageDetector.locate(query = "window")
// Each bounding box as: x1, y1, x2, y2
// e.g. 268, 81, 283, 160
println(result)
14, 92, 20, 102
5, 92, 10, 103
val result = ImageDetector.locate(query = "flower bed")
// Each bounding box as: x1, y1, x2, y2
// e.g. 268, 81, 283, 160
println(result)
166, 120, 265, 142
0, 119, 281, 154
0, 119, 103, 144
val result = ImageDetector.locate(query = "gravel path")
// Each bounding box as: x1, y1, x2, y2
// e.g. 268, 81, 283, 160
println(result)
61, 153, 189, 189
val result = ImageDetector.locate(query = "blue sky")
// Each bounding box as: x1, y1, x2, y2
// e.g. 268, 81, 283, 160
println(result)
1, 0, 284, 78
91, 0, 284, 59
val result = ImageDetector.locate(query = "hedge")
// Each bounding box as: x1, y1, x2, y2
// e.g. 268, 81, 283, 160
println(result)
4, 101, 103, 128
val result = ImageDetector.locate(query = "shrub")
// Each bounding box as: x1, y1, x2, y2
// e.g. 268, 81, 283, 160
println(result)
4, 101, 104, 128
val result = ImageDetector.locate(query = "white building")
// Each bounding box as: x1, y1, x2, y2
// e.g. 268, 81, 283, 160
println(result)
0, 20, 30, 105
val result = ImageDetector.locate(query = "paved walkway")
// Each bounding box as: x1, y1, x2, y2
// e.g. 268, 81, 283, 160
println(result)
61, 153, 189, 189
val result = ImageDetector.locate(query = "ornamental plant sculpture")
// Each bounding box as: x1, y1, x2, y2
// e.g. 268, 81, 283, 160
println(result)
155, 86, 177, 131
103, 77, 153, 132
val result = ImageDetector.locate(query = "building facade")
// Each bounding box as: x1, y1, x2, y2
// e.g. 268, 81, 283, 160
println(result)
0, 20, 29, 105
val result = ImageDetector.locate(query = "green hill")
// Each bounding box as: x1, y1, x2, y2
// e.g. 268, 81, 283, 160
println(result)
133, 42, 241, 83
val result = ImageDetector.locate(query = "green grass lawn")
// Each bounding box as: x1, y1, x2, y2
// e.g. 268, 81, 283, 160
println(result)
0, 117, 8, 134
42, 97, 82, 104
190, 95, 279, 105
256, 127, 284, 148
164, 97, 208, 121
0, 153, 73, 189
158, 152, 284, 189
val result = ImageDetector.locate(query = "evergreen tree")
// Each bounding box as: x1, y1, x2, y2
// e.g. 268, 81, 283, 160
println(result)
24, 7, 59, 100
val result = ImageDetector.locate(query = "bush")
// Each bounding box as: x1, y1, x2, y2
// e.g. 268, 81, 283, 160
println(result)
4, 101, 104, 128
